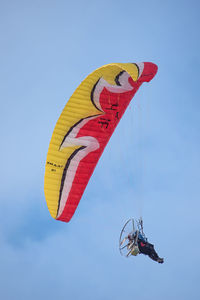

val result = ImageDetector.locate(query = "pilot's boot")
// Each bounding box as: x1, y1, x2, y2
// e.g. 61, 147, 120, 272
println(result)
157, 257, 164, 263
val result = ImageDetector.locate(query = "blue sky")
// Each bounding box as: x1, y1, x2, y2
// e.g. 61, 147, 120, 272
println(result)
0, 0, 200, 299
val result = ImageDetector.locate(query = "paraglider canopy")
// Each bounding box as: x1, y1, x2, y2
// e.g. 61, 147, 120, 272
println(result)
44, 62, 158, 223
